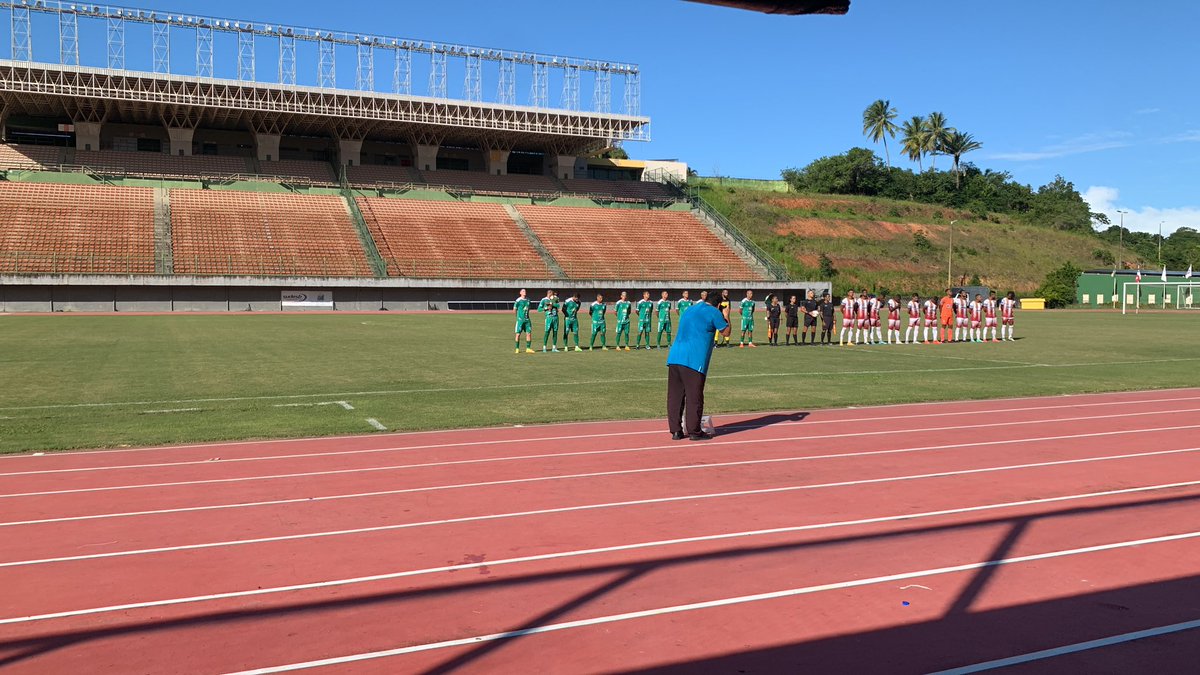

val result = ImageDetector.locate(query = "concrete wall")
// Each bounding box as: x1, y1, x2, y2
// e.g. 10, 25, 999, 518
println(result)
0, 279, 830, 313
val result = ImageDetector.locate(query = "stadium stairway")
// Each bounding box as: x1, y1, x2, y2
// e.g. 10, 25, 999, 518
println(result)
153, 188, 174, 274
502, 204, 566, 278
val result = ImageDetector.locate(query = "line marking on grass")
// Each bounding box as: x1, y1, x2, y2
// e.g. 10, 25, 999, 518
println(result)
6, 480, 1200, 631
140, 408, 202, 415
222, 530, 1200, 674
2, 358, 1197, 413
3, 444, 1199, 570
3, 410, 1198, 497
366, 418, 386, 431
272, 401, 355, 410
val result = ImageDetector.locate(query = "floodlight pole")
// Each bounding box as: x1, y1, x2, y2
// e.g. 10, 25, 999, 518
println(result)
948, 220, 957, 286
1117, 209, 1127, 265
1159, 221, 1164, 263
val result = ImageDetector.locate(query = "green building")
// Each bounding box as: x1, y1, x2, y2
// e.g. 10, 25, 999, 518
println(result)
1077, 269, 1197, 309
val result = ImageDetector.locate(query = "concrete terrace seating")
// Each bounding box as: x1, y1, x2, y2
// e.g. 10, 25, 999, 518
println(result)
255, 159, 337, 184
77, 150, 250, 179
516, 205, 763, 280
418, 170, 561, 195
346, 164, 423, 187
0, 182, 155, 274
0, 144, 62, 170
357, 198, 552, 279
170, 190, 371, 277
561, 178, 678, 201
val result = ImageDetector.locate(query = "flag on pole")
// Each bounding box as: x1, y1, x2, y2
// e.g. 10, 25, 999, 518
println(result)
1111, 269, 1116, 277
1188, 265, 1194, 279
1136, 268, 1142, 282
1161, 266, 1168, 282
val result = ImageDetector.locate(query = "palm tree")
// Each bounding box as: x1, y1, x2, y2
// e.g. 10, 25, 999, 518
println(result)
900, 115, 928, 172
862, 99, 899, 168
924, 111, 951, 171
941, 130, 982, 188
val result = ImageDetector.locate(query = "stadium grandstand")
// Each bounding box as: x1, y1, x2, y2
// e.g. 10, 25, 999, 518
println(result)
0, 0, 817, 312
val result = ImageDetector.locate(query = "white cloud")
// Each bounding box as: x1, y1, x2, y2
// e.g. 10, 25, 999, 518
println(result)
1135, 107, 1161, 115
1084, 186, 1200, 236
1161, 130, 1200, 144
989, 131, 1132, 162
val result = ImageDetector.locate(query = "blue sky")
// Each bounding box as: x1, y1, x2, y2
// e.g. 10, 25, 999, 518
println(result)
9, 0, 1199, 234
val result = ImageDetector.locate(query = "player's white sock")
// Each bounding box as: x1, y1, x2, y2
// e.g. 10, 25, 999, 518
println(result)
953, 327, 960, 341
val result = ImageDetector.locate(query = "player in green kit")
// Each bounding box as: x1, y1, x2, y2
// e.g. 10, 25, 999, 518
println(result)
589, 294, 609, 350
614, 291, 632, 351
635, 291, 654, 350
537, 289, 560, 352
676, 290, 694, 316
562, 292, 582, 352
739, 289, 757, 348
513, 288, 534, 354
656, 291, 674, 348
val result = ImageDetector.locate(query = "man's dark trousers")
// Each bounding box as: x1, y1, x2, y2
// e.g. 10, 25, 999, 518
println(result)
667, 363, 706, 435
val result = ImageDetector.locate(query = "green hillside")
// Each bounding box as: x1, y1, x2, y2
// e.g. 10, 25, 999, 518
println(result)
695, 180, 1122, 296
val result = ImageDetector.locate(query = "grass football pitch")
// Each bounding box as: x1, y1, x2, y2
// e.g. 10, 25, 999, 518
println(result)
0, 310, 1196, 454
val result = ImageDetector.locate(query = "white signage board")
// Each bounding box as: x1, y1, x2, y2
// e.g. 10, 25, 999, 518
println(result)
282, 290, 334, 308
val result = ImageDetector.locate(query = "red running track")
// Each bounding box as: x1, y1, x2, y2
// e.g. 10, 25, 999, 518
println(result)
2, 389, 1200, 674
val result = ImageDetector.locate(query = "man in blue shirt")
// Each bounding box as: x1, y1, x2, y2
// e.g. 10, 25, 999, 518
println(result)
665, 289, 730, 440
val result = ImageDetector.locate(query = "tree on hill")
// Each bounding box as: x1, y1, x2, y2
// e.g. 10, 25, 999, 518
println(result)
924, 112, 951, 171
1038, 261, 1082, 308
862, 99, 899, 168
941, 130, 982, 189
781, 147, 885, 195
1024, 175, 1093, 232
900, 116, 929, 172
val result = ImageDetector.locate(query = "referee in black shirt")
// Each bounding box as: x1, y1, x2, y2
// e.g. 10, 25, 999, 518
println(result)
784, 295, 800, 345
818, 292, 835, 344
801, 290, 819, 344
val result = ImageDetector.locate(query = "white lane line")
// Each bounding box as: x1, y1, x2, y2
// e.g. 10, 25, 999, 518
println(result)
5, 423, 1199, 528
365, 418, 387, 431
7, 395, 1200, 477
224, 529, 1200, 674
4, 409, 1198, 498
3, 387, 1194, 460
2, 357, 1197, 414
6, 477, 1200, 627
272, 401, 355, 411
929, 619, 1200, 674
4, 445, 1199, 570
140, 408, 202, 415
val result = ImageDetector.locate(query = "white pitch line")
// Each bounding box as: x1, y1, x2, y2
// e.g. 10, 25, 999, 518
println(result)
6, 423, 1195, 529
140, 408, 202, 415
4, 408, 1198, 499
272, 401, 355, 410
2, 387, 1195, 461
225, 530, 1200, 674
929, 619, 1200, 674
365, 418, 387, 431
6, 477, 1200, 627
1, 357, 1196, 413
3, 445, 1199, 570
7, 394, 1200, 478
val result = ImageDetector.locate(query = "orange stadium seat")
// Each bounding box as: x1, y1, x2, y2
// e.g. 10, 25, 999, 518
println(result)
418, 170, 562, 195
76, 150, 251, 180
515, 204, 763, 280
357, 198, 553, 279
255, 159, 337, 184
0, 144, 62, 170
560, 178, 678, 201
170, 190, 371, 277
0, 182, 156, 274
346, 164, 424, 187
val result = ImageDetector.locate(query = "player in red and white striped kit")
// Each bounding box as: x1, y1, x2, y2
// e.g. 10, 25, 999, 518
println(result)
886, 296, 903, 344
868, 293, 883, 345
969, 294, 984, 343
905, 294, 921, 345
954, 291, 970, 342
983, 291, 1000, 342
856, 291, 870, 345
999, 291, 1017, 341
839, 290, 858, 346
922, 297, 939, 343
